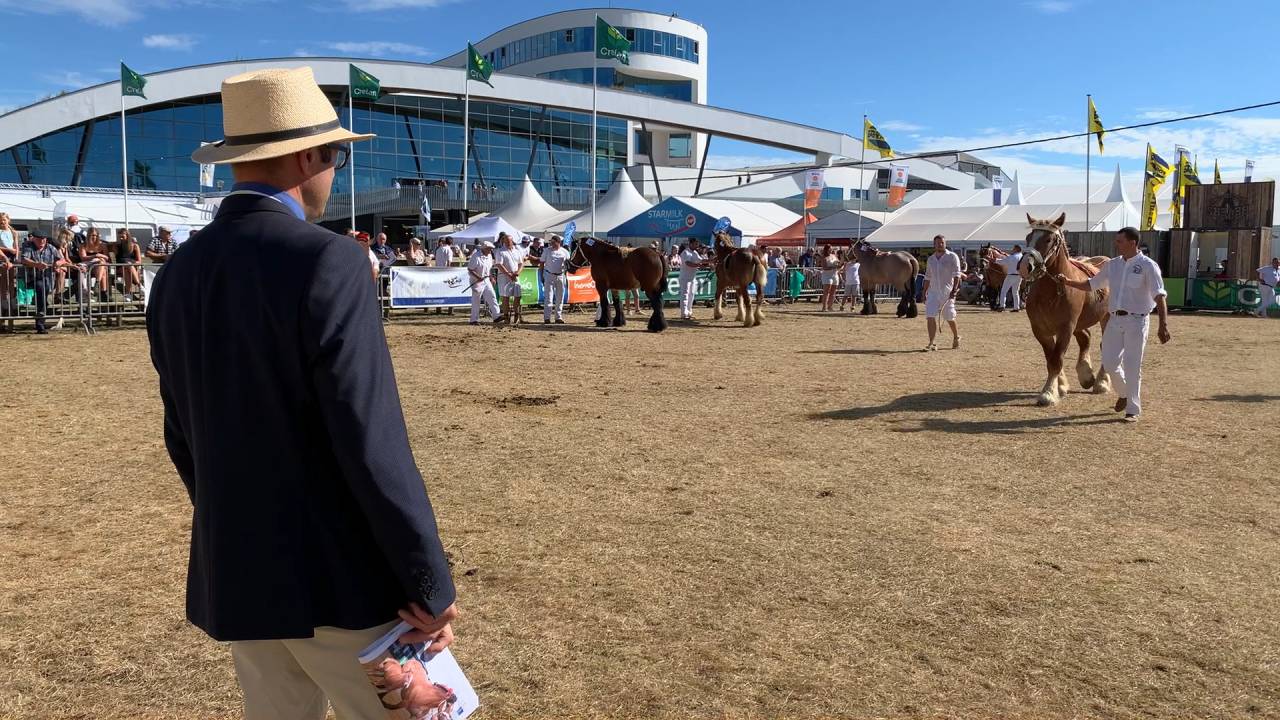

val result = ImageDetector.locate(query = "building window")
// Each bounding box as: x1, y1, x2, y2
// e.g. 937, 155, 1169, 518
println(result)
564, 29, 574, 44
634, 129, 651, 156
668, 133, 691, 159
693, 40, 699, 56
625, 28, 636, 42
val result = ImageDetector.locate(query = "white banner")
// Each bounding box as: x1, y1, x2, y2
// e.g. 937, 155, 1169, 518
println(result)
804, 169, 824, 191
1245, 159, 1255, 183
390, 266, 474, 307
992, 175, 1004, 206
142, 267, 157, 309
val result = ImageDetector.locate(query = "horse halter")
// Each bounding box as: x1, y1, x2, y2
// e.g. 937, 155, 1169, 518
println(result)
567, 240, 592, 272
1025, 223, 1068, 294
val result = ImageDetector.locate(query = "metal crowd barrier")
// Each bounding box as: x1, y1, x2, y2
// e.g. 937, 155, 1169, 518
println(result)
0, 261, 148, 333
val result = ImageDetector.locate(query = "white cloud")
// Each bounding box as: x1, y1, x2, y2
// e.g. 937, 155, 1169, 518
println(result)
143, 33, 196, 49
1136, 109, 1181, 121
40, 71, 105, 89
878, 120, 926, 132
1028, 0, 1074, 13
315, 41, 432, 58
0, 0, 144, 25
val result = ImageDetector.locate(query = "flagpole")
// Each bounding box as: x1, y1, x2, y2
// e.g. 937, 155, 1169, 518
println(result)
855, 114, 867, 247
591, 14, 599, 237
348, 90, 356, 229
1085, 94, 1091, 232
120, 62, 130, 236
462, 67, 470, 220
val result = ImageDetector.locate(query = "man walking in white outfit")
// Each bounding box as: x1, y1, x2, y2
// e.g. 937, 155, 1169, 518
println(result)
1058, 227, 1171, 423
540, 235, 570, 324
468, 240, 501, 325
1256, 257, 1279, 318
996, 244, 1024, 312
923, 234, 963, 351
678, 238, 708, 321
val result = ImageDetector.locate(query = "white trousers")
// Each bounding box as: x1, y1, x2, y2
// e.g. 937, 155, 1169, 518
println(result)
999, 275, 1023, 309
678, 274, 697, 317
230, 620, 399, 720
1101, 313, 1150, 416
470, 280, 498, 322
1258, 285, 1276, 317
543, 273, 567, 320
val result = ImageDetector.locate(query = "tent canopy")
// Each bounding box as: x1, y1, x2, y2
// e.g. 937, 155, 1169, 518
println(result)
756, 213, 816, 246
803, 209, 883, 245
541, 169, 652, 235
450, 215, 522, 242
489, 175, 565, 231
609, 196, 799, 241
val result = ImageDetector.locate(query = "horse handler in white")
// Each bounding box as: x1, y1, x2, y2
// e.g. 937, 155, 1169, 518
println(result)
541, 234, 570, 324
468, 240, 501, 325
1256, 257, 1279, 318
923, 234, 963, 351
996, 243, 1024, 311
1058, 227, 1171, 423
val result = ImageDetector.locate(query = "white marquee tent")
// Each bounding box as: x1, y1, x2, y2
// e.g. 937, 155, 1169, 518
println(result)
538, 169, 652, 236
489, 175, 577, 232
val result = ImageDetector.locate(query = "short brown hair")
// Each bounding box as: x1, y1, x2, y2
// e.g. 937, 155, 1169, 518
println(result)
1117, 227, 1140, 244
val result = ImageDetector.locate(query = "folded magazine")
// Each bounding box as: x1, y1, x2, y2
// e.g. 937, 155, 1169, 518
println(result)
357, 621, 479, 720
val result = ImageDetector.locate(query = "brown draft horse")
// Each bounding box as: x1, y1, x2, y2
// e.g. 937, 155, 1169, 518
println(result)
711, 230, 768, 327
569, 237, 668, 332
849, 240, 919, 317
980, 244, 1009, 309
1019, 213, 1111, 406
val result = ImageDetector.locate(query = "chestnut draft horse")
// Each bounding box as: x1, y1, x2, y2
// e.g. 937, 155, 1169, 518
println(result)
980, 244, 1009, 309
711, 230, 768, 327
849, 240, 919, 317
569, 237, 668, 332
1019, 213, 1111, 406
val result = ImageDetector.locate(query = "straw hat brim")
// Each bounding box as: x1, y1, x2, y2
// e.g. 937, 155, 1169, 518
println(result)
192, 126, 374, 165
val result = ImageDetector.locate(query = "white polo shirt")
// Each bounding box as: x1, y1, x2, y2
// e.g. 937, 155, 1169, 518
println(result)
925, 250, 962, 295
495, 247, 523, 277
679, 248, 703, 280
467, 251, 493, 283
542, 247, 570, 274
434, 245, 454, 267
996, 252, 1022, 273
1258, 264, 1280, 287
1088, 252, 1167, 314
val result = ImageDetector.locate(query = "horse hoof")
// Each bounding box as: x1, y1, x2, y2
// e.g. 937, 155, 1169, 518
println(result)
1037, 393, 1057, 407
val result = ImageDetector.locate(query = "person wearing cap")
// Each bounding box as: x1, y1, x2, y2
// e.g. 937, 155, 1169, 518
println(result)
146, 67, 457, 718
468, 240, 501, 324
494, 232, 525, 324
20, 233, 69, 334
678, 237, 710, 321
146, 226, 179, 264
540, 235, 570, 324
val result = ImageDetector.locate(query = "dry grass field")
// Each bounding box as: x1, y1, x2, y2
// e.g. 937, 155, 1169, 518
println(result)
2, 304, 1278, 720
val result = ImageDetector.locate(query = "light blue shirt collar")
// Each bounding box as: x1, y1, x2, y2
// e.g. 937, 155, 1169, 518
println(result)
227, 182, 306, 221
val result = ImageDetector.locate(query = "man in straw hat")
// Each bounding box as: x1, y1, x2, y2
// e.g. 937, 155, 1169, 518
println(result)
146, 67, 458, 719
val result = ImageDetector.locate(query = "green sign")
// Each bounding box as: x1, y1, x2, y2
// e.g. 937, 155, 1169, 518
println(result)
121, 63, 147, 99
1185, 278, 1266, 311
664, 271, 716, 300
596, 16, 631, 65
517, 267, 540, 306
349, 64, 381, 101
467, 43, 494, 87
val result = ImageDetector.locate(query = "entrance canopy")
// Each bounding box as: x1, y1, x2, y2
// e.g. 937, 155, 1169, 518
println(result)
609, 196, 798, 242
451, 215, 522, 242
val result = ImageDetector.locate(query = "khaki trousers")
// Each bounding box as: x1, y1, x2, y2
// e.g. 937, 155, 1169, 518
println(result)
230, 620, 400, 720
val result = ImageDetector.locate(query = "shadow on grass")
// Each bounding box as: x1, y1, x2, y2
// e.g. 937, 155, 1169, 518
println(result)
888, 413, 1117, 435
809, 390, 1120, 434
800, 348, 924, 356
1195, 394, 1280, 403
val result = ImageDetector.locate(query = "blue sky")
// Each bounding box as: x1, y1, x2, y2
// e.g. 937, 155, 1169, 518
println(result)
2, 0, 1278, 186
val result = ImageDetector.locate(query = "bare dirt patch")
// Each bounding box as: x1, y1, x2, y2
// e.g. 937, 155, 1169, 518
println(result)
1, 306, 1278, 719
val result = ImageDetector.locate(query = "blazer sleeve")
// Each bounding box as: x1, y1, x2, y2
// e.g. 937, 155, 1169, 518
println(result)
301, 238, 457, 617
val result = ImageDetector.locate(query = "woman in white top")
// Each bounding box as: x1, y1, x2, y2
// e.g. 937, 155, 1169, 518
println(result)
494, 233, 525, 323
408, 237, 428, 266
818, 244, 840, 311
0, 212, 16, 318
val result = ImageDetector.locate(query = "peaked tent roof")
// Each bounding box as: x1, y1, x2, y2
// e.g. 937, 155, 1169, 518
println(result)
540, 169, 652, 235
450, 215, 522, 241
758, 213, 817, 243
489, 175, 564, 231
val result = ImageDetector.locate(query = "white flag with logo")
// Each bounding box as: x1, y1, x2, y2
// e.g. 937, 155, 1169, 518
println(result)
803, 169, 825, 209
1244, 159, 1255, 183
888, 164, 909, 208
992, 175, 1004, 206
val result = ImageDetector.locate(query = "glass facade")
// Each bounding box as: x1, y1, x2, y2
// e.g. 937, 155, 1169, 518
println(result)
536, 68, 693, 102
0, 93, 628, 201
483, 25, 699, 70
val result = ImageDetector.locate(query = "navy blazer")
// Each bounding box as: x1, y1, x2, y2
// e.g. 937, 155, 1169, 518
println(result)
147, 193, 455, 642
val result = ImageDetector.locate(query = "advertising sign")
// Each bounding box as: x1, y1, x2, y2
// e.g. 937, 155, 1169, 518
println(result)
389, 266, 472, 307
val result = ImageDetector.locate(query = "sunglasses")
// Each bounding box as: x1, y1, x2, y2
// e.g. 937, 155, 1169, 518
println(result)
319, 143, 351, 171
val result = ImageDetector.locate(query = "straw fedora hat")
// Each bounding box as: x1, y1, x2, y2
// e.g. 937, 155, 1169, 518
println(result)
192, 67, 373, 165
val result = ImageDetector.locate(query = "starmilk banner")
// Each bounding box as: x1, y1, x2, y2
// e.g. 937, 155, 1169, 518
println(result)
390, 266, 473, 307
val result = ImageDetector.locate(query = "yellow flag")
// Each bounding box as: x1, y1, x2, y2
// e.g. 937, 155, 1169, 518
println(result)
1214, 159, 1222, 184
1141, 144, 1171, 231
1087, 97, 1104, 154
863, 118, 893, 159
